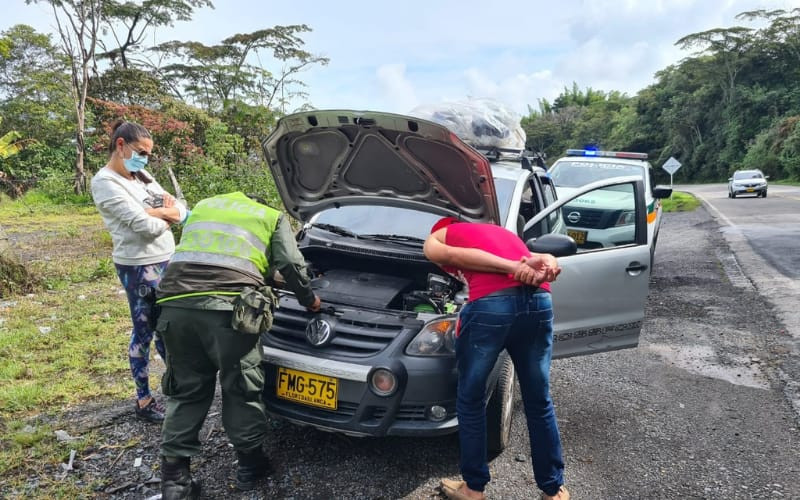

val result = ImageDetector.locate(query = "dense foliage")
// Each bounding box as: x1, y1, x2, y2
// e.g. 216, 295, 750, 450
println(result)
1, 6, 799, 205
1, 1, 325, 203
522, 8, 800, 183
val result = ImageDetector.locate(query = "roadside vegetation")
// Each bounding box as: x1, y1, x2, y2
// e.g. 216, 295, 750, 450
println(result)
662, 192, 701, 212
0, 193, 135, 497
522, 9, 800, 186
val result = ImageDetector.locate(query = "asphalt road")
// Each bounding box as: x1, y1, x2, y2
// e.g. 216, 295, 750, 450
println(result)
680, 183, 800, 280
103, 189, 799, 500
197, 190, 799, 500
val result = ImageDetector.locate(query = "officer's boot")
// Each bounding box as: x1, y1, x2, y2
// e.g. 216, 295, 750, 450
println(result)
236, 446, 273, 491
161, 456, 200, 500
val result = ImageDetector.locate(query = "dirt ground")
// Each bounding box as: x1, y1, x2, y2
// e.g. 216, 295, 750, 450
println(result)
33, 380, 264, 499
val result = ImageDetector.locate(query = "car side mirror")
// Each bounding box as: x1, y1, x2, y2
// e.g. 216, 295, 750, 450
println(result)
526, 234, 577, 257
653, 186, 672, 199
765, 175, 770, 179
728, 177, 733, 181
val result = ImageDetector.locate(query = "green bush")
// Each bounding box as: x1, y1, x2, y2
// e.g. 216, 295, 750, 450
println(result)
165, 156, 281, 209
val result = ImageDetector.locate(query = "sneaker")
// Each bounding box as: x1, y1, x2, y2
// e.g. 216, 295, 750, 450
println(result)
135, 398, 165, 423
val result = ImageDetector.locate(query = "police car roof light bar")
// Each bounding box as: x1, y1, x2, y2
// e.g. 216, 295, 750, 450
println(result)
566, 149, 648, 160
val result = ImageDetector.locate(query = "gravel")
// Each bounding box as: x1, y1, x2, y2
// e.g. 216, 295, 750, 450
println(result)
10, 205, 800, 499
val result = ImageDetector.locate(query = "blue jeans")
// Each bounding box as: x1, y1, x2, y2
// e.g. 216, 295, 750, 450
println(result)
455, 290, 564, 496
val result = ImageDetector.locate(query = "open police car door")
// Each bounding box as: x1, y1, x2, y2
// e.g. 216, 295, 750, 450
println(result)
524, 176, 651, 358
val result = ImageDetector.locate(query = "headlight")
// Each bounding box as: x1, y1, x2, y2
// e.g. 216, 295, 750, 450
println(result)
613, 210, 636, 227
405, 318, 456, 356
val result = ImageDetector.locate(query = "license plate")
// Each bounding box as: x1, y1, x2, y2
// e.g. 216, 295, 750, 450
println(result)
276, 367, 338, 410
746, 188, 754, 192
567, 229, 587, 245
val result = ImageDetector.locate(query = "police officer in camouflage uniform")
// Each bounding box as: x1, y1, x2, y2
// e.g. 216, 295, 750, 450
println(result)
155, 191, 320, 499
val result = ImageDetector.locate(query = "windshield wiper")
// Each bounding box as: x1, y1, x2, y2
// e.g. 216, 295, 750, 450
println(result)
310, 223, 358, 238
358, 233, 426, 244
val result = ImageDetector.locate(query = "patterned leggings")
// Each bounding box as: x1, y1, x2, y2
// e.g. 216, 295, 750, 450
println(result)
115, 262, 168, 401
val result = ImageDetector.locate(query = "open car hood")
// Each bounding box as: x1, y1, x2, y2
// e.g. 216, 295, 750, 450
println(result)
261, 110, 500, 223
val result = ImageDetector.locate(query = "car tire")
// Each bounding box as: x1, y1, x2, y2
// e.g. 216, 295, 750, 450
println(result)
731, 192, 736, 198
763, 191, 767, 198
728, 191, 732, 198
486, 354, 515, 458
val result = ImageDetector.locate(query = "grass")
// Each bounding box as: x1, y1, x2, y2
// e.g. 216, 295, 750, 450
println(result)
0, 192, 145, 498
662, 191, 701, 212
771, 179, 800, 186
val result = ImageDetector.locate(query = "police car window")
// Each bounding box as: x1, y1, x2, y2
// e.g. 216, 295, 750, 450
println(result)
542, 181, 559, 228
549, 161, 644, 188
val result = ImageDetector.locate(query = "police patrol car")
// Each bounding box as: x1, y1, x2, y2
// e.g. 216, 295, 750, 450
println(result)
546, 149, 672, 267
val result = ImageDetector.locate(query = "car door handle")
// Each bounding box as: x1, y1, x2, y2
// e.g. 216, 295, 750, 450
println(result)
626, 262, 648, 275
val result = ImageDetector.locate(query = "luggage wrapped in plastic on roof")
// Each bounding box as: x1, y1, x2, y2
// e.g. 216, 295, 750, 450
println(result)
408, 98, 526, 152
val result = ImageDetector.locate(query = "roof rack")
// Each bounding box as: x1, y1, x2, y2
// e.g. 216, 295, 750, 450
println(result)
473, 145, 524, 162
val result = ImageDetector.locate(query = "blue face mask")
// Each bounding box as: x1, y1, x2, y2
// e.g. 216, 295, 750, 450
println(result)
123, 144, 149, 173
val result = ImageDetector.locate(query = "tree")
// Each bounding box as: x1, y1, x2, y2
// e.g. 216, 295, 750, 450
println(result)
90, 0, 213, 105
675, 26, 754, 105
155, 25, 329, 113
97, 0, 213, 68
26, 0, 104, 195
0, 25, 74, 147
88, 66, 168, 106
0, 117, 25, 160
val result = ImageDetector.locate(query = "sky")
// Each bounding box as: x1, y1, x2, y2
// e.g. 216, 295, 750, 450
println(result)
4, 0, 797, 117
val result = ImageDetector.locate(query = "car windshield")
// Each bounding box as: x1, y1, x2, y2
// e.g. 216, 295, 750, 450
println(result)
549, 160, 644, 188
312, 177, 517, 240
733, 171, 764, 180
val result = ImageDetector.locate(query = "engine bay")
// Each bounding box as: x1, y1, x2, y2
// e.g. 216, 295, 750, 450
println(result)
299, 245, 466, 314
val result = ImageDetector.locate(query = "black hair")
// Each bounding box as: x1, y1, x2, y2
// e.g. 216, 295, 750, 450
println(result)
108, 120, 153, 183
108, 120, 151, 154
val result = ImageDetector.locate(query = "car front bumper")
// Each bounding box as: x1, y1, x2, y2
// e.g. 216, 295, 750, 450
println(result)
731, 185, 767, 196
261, 346, 459, 437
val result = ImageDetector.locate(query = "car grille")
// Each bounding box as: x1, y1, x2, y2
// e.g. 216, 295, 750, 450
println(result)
268, 307, 407, 356
266, 399, 452, 423
372, 405, 427, 421
267, 396, 360, 420
561, 207, 612, 229
371, 404, 455, 421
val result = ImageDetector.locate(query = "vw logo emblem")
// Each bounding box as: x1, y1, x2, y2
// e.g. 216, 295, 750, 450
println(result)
567, 211, 581, 224
305, 318, 332, 347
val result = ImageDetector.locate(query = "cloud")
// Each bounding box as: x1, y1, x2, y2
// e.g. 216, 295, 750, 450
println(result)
375, 64, 418, 113
462, 68, 559, 114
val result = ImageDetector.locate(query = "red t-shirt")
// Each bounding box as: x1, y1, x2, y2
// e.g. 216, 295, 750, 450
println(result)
440, 222, 551, 301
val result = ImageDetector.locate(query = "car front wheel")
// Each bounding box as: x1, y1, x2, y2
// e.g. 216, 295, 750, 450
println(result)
486, 354, 515, 458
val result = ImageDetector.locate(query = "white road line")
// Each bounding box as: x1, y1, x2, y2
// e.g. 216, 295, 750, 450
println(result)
691, 191, 735, 227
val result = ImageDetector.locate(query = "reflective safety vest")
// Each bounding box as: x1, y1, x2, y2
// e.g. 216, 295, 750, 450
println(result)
170, 192, 281, 279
